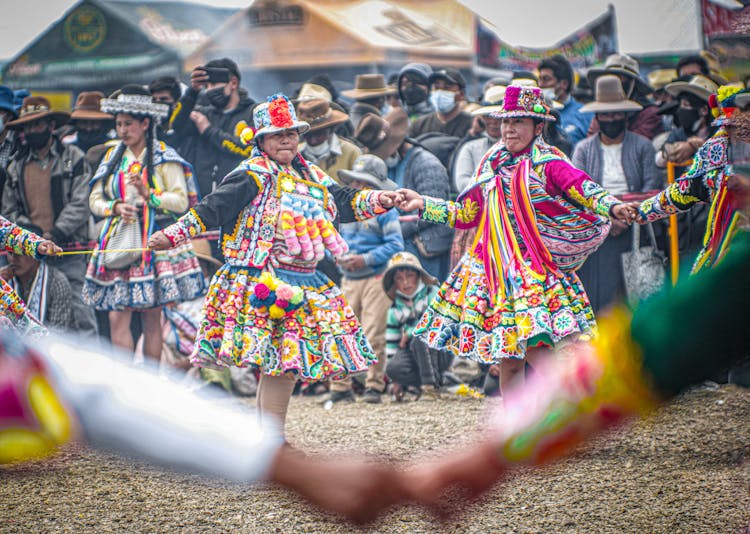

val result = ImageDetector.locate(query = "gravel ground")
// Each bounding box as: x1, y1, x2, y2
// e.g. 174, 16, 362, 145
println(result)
2, 385, 749, 533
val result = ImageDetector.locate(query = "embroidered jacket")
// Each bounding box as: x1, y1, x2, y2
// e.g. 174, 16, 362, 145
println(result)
163, 152, 388, 269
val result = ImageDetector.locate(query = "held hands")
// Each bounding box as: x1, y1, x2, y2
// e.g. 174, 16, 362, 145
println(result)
377, 190, 401, 209
610, 202, 639, 225
395, 188, 424, 212
147, 230, 171, 251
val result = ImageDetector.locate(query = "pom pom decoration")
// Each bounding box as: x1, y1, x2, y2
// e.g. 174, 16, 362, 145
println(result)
127, 162, 142, 176
275, 299, 289, 309
234, 120, 249, 138
269, 305, 286, 319
248, 273, 305, 319
533, 103, 545, 114
267, 94, 294, 128
709, 93, 720, 119
258, 272, 278, 290
240, 127, 255, 146
254, 283, 270, 300
290, 287, 304, 306
276, 283, 294, 301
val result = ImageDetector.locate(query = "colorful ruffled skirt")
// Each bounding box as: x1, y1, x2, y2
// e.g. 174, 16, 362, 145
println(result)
190, 265, 377, 381
413, 252, 596, 364
82, 243, 205, 311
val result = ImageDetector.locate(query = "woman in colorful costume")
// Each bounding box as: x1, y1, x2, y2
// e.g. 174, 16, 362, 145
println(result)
397, 86, 638, 392
637, 86, 749, 274
0, 217, 61, 334
83, 85, 205, 360
148, 94, 399, 432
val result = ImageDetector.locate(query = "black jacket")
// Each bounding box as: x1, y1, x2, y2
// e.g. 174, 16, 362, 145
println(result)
171, 87, 256, 196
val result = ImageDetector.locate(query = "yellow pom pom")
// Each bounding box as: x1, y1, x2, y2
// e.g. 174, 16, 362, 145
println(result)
718, 85, 742, 103
269, 304, 285, 319
258, 272, 278, 290
234, 120, 249, 138
240, 127, 255, 145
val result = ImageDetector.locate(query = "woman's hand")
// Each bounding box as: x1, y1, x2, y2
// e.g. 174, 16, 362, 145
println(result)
115, 202, 139, 222
37, 240, 63, 256
396, 188, 424, 212
147, 231, 172, 251
127, 172, 149, 200
378, 190, 400, 209
610, 202, 639, 224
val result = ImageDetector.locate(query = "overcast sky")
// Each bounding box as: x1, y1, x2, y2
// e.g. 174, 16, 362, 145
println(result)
0, 0, 703, 61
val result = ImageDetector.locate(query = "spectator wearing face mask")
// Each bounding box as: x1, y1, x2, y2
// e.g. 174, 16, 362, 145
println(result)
149, 76, 184, 153
64, 91, 115, 170
297, 98, 361, 182
171, 58, 256, 196
397, 63, 433, 122
409, 68, 473, 140
538, 55, 593, 149
342, 74, 396, 130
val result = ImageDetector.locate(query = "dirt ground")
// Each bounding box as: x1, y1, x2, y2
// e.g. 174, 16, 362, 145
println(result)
2, 384, 749, 533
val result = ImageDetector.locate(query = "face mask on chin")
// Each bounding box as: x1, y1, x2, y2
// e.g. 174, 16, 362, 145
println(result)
305, 139, 330, 159
206, 87, 230, 110
429, 90, 457, 114
541, 87, 556, 102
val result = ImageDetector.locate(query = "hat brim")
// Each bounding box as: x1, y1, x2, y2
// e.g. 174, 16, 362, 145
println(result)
369, 111, 409, 160
194, 252, 222, 267
733, 93, 750, 109
340, 88, 397, 100
255, 120, 310, 137
579, 100, 643, 113
382, 264, 438, 300
472, 105, 504, 116
337, 169, 397, 190
6, 111, 70, 129
70, 110, 114, 121
588, 68, 653, 95
489, 110, 556, 122
301, 109, 349, 132
665, 82, 712, 101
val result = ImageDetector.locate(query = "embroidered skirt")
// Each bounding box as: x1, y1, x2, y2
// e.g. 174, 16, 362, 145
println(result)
190, 265, 377, 381
413, 252, 595, 364
82, 243, 205, 311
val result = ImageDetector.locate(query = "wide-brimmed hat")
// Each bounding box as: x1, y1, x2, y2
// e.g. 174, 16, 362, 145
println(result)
6, 96, 70, 129
296, 98, 349, 132
341, 74, 396, 100
736, 92, 750, 110
489, 85, 556, 122
354, 108, 409, 160
70, 91, 113, 122
382, 251, 438, 299
648, 69, 677, 92
100, 86, 169, 120
295, 83, 332, 103
666, 75, 719, 103
588, 53, 652, 96
0, 86, 17, 118
472, 85, 507, 116
191, 239, 221, 267
580, 75, 643, 114
338, 154, 397, 190
253, 93, 310, 138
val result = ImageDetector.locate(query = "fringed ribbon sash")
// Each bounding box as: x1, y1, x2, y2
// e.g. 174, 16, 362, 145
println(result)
693, 176, 740, 273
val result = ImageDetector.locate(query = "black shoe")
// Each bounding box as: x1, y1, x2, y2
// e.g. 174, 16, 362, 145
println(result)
328, 390, 355, 403
361, 388, 382, 404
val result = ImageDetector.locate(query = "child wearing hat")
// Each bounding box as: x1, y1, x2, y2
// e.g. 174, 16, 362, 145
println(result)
382, 251, 451, 401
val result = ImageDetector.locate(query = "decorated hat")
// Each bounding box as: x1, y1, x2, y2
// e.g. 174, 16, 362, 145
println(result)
666, 75, 719, 102
588, 53, 652, 96
382, 251, 438, 299
354, 108, 409, 160
296, 98, 349, 132
341, 74, 396, 100
253, 93, 310, 138
70, 91, 113, 122
100, 85, 169, 120
6, 96, 70, 129
338, 154, 397, 190
580, 75, 643, 114
489, 86, 556, 122
709, 85, 748, 127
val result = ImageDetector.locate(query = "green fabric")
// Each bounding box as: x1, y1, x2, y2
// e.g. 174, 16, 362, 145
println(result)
200, 368, 233, 393
631, 232, 750, 396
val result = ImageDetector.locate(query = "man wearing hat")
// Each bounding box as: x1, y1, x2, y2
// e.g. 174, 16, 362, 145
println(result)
2, 96, 97, 334
342, 74, 396, 130
297, 98, 361, 181
409, 68, 473, 140
65, 91, 115, 164
172, 58, 256, 197
588, 53, 663, 140
327, 154, 404, 404
573, 75, 663, 312
397, 63, 434, 122
0, 85, 19, 196
355, 109, 453, 280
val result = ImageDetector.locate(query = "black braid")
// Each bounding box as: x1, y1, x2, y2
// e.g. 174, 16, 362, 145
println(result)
145, 119, 156, 189
99, 141, 127, 198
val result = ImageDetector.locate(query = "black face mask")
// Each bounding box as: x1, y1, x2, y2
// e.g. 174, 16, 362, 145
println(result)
599, 118, 627, 139
402, 86, 427, 106
25, 129, 52, 150
77, 129, 109, 151
676, 108, 701, 135
206, 87, 230, 110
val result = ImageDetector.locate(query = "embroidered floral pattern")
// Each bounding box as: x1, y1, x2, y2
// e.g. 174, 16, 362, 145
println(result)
164, 209, 204, 246
351, 190, 387, 221
0, 217, 44, 258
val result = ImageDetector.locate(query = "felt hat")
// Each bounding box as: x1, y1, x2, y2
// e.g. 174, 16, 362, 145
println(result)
341, 74, 396, 100
472, 85, 507, 116
580, 75, 643, 114
588, 53, 652, 95
253, 93, 310, 138
338, 154, 397, 190
428, 68, 467, 89
295, 83, 332, 103
70, 91, 114, 122
100, 86, 169, 120
489, 86, 556, 122
191, 239, 221, 267
296, 98, 349, 132
382, 251, 438, 300
666, 75, 719, 102
0, 86, 17, 118
354, 108, 409, 160
6, 96, 70, 129
648, 69, 678, 91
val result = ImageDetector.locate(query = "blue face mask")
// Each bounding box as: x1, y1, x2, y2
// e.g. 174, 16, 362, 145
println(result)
429, 90, 457, 114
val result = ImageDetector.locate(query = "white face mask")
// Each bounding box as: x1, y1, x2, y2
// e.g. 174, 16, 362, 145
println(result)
385, 152, 401, 169
429, 90, 457, 114
305, 139, 330, 158
541, 87, 556, 102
